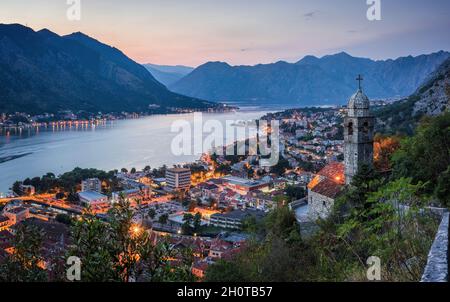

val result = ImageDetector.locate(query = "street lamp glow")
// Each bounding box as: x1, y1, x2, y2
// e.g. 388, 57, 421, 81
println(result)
131, 225, 142, 235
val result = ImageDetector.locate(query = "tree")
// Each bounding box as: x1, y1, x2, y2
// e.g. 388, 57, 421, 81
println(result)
12, 181, 22, 196
373, 134, 401, 172
55, 213, 72, 225
206, 205, 307, 282
193, 212, 202, 233
434, 165, 450, 207
0, 224, 47, 282
285, 185, 306, 201
67, 196, 195, 282
270, 156, 290, 175
205, 259, 245, 282
391, 112, 450, 201
69, 208, 117, 281
158, 214, 169, 225
55, 192, 65, 200
107, 195, 149, 281
148, 208, 156, 220
66, 191, 80, 203
182, 214, 194, 235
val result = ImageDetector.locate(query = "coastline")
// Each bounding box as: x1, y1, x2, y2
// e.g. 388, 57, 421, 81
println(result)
0, 108, 272, 193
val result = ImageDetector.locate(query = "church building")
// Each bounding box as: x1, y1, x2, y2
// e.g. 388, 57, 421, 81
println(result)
307, 75, 374, 220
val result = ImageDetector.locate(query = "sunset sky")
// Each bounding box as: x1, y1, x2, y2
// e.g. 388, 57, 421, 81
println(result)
1, 0, 449, 66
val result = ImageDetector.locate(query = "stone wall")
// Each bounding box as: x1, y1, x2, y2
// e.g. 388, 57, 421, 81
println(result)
307, 190, 334, 220
421, 211, 449, 282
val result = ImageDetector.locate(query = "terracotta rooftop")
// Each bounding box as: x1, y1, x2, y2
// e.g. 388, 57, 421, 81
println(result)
0, 215, 9, 223
210, 239, 234, 252
317, 162, 345, 184
192, 260, 209, 272
310, 177, 344, 199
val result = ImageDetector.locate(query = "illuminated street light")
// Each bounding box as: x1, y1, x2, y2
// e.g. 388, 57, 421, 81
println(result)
131, 225, 142, 236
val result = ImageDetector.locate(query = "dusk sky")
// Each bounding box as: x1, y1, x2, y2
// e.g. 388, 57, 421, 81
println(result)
1, 0, 449, 66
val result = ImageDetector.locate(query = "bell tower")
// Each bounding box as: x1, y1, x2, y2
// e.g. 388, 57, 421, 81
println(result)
344, 75, 374, 184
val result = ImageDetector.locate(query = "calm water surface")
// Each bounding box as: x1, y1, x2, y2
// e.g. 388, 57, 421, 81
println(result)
0, 109, 273, 192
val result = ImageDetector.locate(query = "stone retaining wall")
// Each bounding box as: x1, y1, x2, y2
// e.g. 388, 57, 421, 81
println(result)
421, 211, 449, 282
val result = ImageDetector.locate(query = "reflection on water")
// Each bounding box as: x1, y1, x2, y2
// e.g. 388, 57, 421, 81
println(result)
0, 110, 271, 192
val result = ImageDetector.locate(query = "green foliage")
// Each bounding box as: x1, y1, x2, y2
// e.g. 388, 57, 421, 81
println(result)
55, 213, 72, 225
0, 224, 47, 282
375, 95, 421, 135
147, 208, 156, 220
391, 112, 450, 205
206, 205, 308, 281
181, 213, 194, 235
313, 177, 438, 281
68, 196, 194, 282
434, 165, 450, 207
20, 167, 122, 195
270, 155, 291, 175
206, 166, 439, 282
12, 181, 22, 195
193, 212, 202, 233
285, 185, 306, 201
158, 213, 169, 225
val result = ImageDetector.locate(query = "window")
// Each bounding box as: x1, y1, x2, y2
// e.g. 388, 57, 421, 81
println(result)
363, 122, 369, 134
348, 122, 353, 135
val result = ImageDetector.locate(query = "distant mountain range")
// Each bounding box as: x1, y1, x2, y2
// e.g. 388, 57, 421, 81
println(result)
169, 51, 450, 106
0, 24, 215, 115
143, 64, 194, 87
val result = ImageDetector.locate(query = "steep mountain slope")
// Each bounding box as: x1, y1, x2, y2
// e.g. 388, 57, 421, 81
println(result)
375, 57, 450, 134
0, 24, 214, 114
143, 64, 193, 87
170, 51, 450, 106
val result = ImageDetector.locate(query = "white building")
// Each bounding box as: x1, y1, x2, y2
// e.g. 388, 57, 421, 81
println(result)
81, 178, 102, 193
78, 191, 108, 206
166, 168, 191, 191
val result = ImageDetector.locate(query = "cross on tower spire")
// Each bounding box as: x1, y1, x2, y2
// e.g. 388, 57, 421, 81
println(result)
356, 74, 363, 90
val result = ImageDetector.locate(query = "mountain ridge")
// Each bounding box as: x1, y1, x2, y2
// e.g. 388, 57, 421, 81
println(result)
170, 51, 450, 106
0, 23, 215, 114
143, 63, 194, 87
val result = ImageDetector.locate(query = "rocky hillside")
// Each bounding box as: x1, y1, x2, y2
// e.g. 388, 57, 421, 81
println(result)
413, 58, 450, 116
375, 58, 450, 135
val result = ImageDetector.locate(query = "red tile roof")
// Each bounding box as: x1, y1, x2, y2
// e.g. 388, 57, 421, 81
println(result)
317, 162, 345, 184
192, 260, 209, 272
210, 239, 233, 252
310, 177, 344, 199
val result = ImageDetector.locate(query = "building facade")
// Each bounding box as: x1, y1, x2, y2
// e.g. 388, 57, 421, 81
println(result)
78, 191, 108, 206
81, 178, 102, 193
166, 168, 191, 191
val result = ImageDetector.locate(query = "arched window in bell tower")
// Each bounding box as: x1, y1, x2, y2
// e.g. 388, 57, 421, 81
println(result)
362, 121, 369, 134
348, 122, 353, 135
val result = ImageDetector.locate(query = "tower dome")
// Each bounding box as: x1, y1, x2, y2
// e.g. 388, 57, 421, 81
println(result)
348, 89, 370, 109
347, 75, 370, 117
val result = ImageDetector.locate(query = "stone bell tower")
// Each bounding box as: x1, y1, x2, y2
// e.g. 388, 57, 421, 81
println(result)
344, 75, 374, 185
